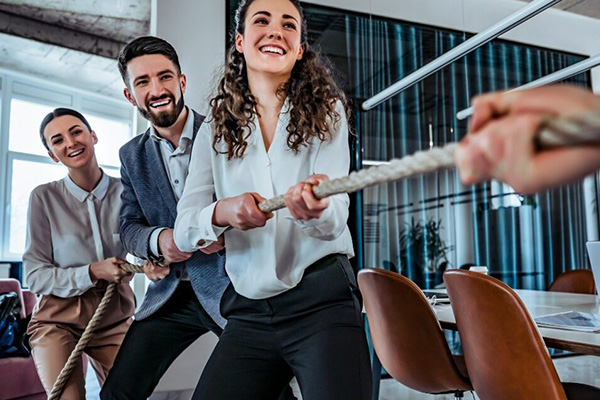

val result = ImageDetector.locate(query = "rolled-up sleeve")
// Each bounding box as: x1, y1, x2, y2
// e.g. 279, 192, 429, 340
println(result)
174, 123, 227, 252
23, 190, 94, 298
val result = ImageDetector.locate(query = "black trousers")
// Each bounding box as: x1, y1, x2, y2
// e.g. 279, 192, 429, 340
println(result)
193, 254, 373, 400
100, 282, 297, 400
100, 281, 223, 399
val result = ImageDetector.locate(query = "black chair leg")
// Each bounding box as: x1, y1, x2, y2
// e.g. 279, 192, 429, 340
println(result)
372, 351, 382, 400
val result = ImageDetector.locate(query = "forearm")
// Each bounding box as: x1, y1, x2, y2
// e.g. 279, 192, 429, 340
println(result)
25, 261, 94, 298
119, 218, 157, 259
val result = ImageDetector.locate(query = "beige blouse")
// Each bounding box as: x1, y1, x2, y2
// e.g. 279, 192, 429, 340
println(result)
23, 172, 125, 298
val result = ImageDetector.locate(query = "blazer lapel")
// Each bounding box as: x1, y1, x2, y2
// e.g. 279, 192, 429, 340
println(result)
190, 110, 205, 147
144, 134, 178, 220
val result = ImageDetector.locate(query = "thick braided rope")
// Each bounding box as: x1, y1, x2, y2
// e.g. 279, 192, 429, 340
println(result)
259, 143, 458, 212
48, 263, 144, 400
119, 263, 146, 274
258, 109, 600, 213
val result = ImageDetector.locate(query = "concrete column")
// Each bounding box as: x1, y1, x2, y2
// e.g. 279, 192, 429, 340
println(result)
145, 1, 225, 394
151, 0, 226, 113
584, 175, 599, 241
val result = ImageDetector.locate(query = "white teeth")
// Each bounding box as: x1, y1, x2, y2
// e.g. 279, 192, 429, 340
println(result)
261, 46, 284, 55
151, 100, 170, 108
69, 149, 84, 157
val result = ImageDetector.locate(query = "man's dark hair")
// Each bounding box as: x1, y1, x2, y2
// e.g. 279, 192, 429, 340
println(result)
39, 108, 93, 151
118, 36, 182, 86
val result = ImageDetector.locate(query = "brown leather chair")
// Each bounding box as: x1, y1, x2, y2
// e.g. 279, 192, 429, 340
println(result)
444, 270, 600, 400
358, 268, 472, 399
549, 269, 596, 295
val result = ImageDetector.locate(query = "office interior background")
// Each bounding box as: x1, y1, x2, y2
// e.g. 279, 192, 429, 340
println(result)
0, 0, 600, 399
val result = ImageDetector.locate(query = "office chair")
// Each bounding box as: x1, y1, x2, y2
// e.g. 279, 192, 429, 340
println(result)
444, 270, 600, 400
549, 269, 596, 359
549, 269, 596, 295
358, 268, 472, 399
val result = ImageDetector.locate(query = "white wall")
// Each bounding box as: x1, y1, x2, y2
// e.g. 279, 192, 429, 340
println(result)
145, 2, 227, 393
151, 0, 226, 113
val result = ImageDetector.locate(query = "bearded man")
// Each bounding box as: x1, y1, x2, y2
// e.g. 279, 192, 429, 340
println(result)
100, 36, 229, 399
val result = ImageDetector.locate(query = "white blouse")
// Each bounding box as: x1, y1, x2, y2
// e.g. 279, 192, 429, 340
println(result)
174, 100, 354, 299
23, 173, 125, 298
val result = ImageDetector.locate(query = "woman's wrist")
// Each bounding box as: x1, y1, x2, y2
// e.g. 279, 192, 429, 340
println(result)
212, 199, 230, 227
88, 262, 99, 284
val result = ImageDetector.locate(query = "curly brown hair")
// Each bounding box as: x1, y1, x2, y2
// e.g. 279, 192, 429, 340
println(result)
211, 0, 349, 160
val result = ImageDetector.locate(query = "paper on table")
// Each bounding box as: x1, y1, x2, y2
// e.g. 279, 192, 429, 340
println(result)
422, 290, 451, 304
535, 311, 600, 333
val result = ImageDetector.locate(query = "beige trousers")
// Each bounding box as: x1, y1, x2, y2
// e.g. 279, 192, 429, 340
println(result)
28, 281, 135, 399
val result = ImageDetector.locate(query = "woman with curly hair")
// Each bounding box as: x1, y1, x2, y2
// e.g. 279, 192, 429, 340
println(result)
173, 0, 371, 398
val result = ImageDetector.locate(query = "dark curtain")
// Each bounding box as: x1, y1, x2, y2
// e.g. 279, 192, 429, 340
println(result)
343, 13, 591, 290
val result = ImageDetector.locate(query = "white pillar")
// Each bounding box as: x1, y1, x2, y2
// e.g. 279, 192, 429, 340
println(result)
592, 66, 600, 94
151, 0, 226, 113
146, 1, 225, 394
584, 175, 599, 241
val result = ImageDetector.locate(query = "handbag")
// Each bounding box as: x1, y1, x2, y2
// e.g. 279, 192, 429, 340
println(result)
0, 292, 30, 358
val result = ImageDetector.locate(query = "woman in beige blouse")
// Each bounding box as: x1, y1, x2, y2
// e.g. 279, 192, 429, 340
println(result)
23, 108, 135, 399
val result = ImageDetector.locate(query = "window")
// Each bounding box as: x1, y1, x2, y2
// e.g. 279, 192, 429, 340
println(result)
8, 159, 66, 254
86, 114, 132, 168
0, 71, 134, 259
9, 98, 55, 157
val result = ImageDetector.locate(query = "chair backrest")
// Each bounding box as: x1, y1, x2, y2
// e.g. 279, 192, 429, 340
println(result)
358, 268, 471, 394
444, 270, 567, 400
549, 269, 596, 295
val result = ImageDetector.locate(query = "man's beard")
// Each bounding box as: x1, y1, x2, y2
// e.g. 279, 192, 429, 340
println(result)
138, 94, 185, 128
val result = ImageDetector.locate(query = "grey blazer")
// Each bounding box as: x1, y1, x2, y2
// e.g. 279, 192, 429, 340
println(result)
118, 109, 228, 327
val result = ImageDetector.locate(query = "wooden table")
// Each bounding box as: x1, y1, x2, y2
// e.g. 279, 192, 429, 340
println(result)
430, 289, 600, 356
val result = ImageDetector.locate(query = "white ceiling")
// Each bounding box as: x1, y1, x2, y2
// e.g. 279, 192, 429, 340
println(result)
0, 32, 123, 97
0, 0, 149, 98
0, 0, 149, 20
522, 0, 600, 19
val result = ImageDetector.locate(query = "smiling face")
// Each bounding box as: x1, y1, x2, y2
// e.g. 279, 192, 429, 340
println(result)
123, 54, 186, 128
235, 0, 304, 79
43, 115, 98, 169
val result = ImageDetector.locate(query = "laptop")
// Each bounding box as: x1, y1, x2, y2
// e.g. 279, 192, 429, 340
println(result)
585, 241, 600, 299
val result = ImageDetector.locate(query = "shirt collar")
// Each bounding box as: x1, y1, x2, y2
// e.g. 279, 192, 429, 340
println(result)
64, 170, 109, 202
149, 107, 194, 150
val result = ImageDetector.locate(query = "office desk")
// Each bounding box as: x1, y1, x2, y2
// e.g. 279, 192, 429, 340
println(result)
431, 289, 600, 356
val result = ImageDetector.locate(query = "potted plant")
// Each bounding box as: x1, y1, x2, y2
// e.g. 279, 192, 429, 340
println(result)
399, 218, 454, 287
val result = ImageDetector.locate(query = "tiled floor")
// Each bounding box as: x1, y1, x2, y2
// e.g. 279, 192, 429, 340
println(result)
377, 355, 600, 400
85, 355, 600, 399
